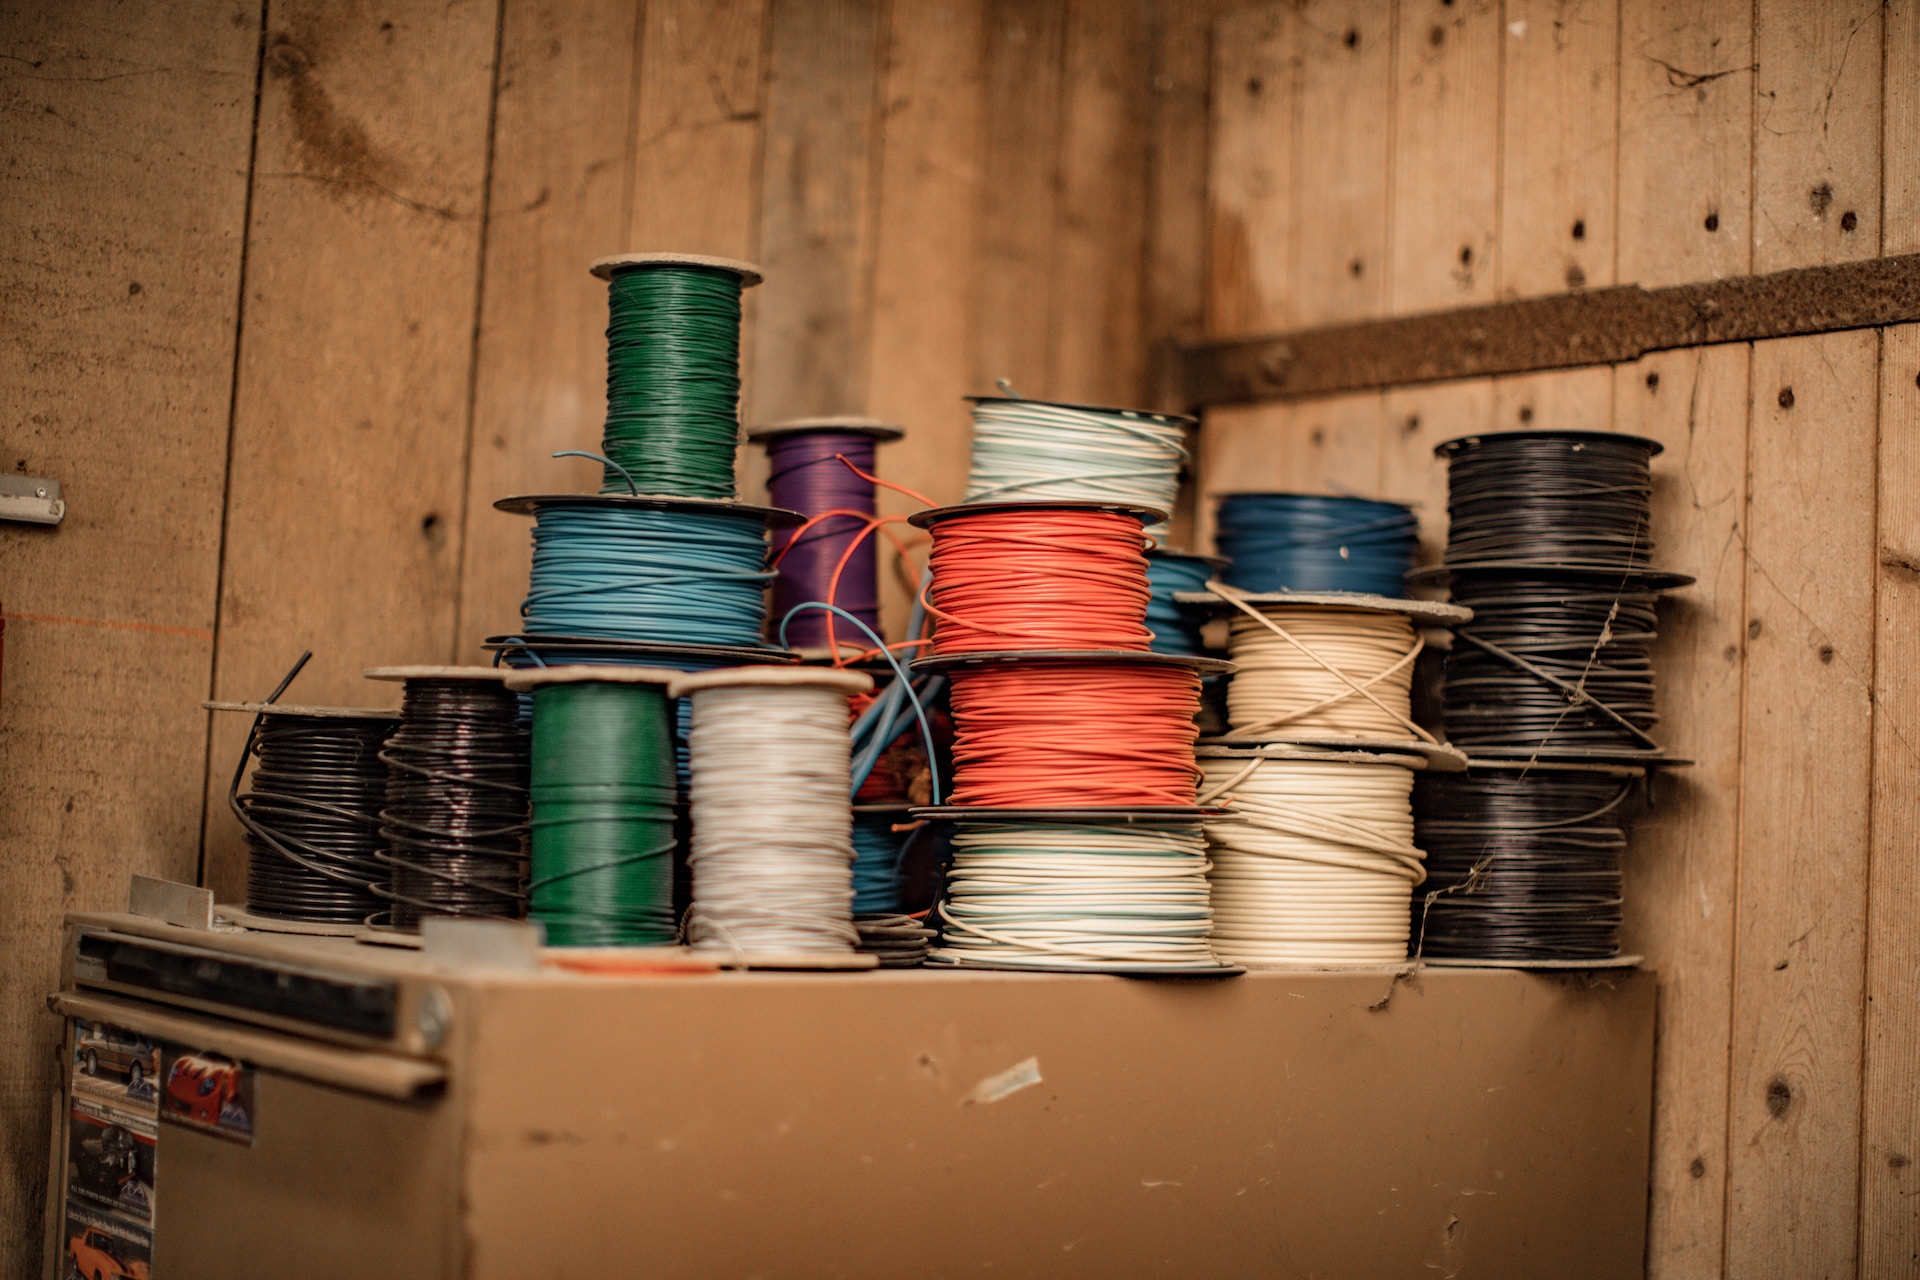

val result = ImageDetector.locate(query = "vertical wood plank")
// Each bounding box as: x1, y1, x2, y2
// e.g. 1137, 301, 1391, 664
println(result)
1614, 344, 1749, 1280
1378, 378, 1496, 566
971, 0, 1069, 394
1388, 0, 1501, 314
1751, 0, 1882, 272
0, 0, 259, 1264
1050, 0, 1155, 404
1887, 0, 1920, 258
1496, 0, 1620, 298
1206, 0, 1296, 336
750, 0, 886, 422
456, 0, 643, 656
1729, 330, 1878, 1279
1616, 0, 1753, 288
1196, 392, 1385, 550
203, 0, 501, 897
1860, 323, 1920, 1278
1289, 0, 1392, 326
864, 0, 986, 633
1490, 366, 1616, 432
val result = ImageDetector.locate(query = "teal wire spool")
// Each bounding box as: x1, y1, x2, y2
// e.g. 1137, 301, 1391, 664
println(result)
509, 666, 682, 947
589, 254, 764, 499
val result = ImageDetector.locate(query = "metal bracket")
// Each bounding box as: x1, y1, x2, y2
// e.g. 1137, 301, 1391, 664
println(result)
128, 874, 215, 930
0, 474, 65, 525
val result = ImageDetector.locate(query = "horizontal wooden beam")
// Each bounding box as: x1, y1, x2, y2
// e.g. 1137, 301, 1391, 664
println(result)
1177, 253, 1920, 408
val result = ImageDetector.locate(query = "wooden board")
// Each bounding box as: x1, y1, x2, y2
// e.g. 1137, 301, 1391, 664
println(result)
1377, 379, 1495, 568
203, 0, 502, 898
1496, 0, 1619, 298
1728, 331, 1879, 1279
1206, 0, 1294, 336
455, 0, 643, 658
1288, 0, 1391, 326
1613, 345, 1749, 1280
0, 0, 260, 1266
1861, 322, 1920, 1276
1751, 0, 1882, 273
1388, 0, 1501, 314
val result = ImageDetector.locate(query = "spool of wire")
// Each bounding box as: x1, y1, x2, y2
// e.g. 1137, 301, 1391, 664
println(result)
502, 496, 784, 649
364, 668, 529, 930
1218, 604, 1424, 742
935, 657, 1208, 807
851, 809, 932, 966
218, 694, 399, 925
1144, 551, 1221, 655
750, 417, 902, 654
964, 396, 1191, 521
673, 667, 873, 956
1437, 431, 1659, 570
1443, 574, 1660, 754
1414, 764, 1639, 961
1198, 748, 1424, 966
590, 254, 763, 499
1214, 493, 1418, 597
505, 666, 682, 947
929, 820, 1221, 972
918, 503, 1156, 654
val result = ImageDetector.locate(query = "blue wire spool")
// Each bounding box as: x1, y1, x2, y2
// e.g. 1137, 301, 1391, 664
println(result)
1214, 493, 1418, 597
1144, 551, 1219, 655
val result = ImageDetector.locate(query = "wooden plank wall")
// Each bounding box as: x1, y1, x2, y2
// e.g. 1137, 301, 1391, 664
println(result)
1199, 1, 1914, 1276
0, 0, 1212, 1270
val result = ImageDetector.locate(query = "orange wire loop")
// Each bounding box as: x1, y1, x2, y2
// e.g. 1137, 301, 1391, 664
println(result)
925, 510, 1153, 654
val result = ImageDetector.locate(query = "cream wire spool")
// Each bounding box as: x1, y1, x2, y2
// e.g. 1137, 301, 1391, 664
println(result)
1197, 748, 1425, 967
672, 667, 874, 957
928, 820, 1224, 973
1221, 604, 1427, 742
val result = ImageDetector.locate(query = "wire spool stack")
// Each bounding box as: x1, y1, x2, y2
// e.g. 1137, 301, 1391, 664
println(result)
910, 496, 1233, 974
671, 668, 877, 967
1214, 493, 1420, 597
1177, 576, 1471, 968
363, 668, 529, 931
209, 691, 399, 930
504, 667, 682, 947
964, 395, 1193, 538
1412, 430, 1692, 966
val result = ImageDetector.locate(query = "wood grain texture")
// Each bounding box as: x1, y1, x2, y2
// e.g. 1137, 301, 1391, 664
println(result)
1728, 331, 1878, 1280
1389, 0, 1500, 314
1614, 345, 1748, 1280
1751, 0, 1882, 273
971, 0, 1068, 394
202, 0, 501, 898
0, 0, 259, 1267
750, 0, 886, 423
1377, 378, 1495, 566
455, 0, 642, 658
1490, 366, 1615, 433
1207, 0, 1294, 336
1616, 0, 1753, 289
1860, 323, 1920, 1279
1888, 0, 1920, 259
862, 0, 985, 633
1288, 0, 1391, 325
1496, 0, 1620, 298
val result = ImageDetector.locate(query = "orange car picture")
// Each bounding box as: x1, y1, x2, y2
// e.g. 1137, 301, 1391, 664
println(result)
67, 1226, 149, 1280
163, 1052, 243, 1127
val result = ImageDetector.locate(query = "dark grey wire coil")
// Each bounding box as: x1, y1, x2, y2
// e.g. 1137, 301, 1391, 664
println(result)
233, 711, 392, 924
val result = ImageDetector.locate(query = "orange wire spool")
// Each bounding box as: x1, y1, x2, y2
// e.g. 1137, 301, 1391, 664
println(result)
919, 504, 1156, 654
944, 662, 1204, 806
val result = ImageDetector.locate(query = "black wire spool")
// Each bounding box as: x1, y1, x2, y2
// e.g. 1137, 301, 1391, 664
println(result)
377, 678, 531, 929
1442, 573, 1661, 753
233, 712, 393, 924
1413, 767, 1637, 961
1438, 431, 1659, 570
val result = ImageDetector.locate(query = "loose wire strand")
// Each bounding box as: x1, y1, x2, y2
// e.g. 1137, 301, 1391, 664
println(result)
1214, 598, 1431, 743
1198, 755, 1423, 965
965, 399, 1189, 519
930, 822, 1219, 971
233, 712, 393, 924
925, 509, 1153, 653
945, 663, 1203, 807
684, 683, 861, 954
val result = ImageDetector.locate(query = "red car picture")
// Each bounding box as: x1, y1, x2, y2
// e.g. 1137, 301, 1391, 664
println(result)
163, 1053, 243, 1127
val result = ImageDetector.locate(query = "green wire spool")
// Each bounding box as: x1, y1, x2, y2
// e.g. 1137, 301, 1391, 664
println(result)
508, 666, 682, 946
589, 253, 765, 500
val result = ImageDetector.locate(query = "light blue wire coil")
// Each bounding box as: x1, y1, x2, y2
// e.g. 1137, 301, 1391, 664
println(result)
1144, 552, 1218, 655
852, 812, 906, 913
521, 505, 774, 647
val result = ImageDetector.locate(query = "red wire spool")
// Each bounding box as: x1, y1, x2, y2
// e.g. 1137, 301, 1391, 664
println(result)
918, 504, 1157, 655
943, 661, 1204, 806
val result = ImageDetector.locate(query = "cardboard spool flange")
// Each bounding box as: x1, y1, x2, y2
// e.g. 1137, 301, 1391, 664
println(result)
1196, 742, 1433, 771
746, 415, 903, 443
1200, 733, 1469, 772
483, 635, 799, 665
502, 665, 681, 693
668, 666, 874, 699
1175, 589, 1473, 626
966, 393, 1196, 429
912, 648, 1235, 676
203, 701, 398, 721
911, 804, 1236, 823
589, 252, 763, 287
493, 491, 805, 528
364, 666, 513, 683
909, 498, 1168, 529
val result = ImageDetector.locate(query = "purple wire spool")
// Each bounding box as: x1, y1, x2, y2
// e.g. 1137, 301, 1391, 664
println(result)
748, 416, 904, 654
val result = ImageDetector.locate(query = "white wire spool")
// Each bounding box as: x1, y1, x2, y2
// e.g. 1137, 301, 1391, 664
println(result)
1221, 605, 1424, 742
672, 668, 873, 956
1198, 752, 1425, 967
964, 398, 1190, 525
929, 821, 1223, 972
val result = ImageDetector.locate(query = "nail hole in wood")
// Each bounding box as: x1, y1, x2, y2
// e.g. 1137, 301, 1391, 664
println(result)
1765, 1078, 1792, 1118
1819, 643, 1834, 663
1565, 263, 1586, 289
1779, 387, 1795, 409
1748, 619, 1762, 639
1689, 1158, 1706, 1179
1841, 210, 1858, 232
1645, 371, 1659, 391
1429, 24, 1445, 45
1517, 406, 1534, 424
1344, 27, 1358, 48
1571, 219, 1586, 240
